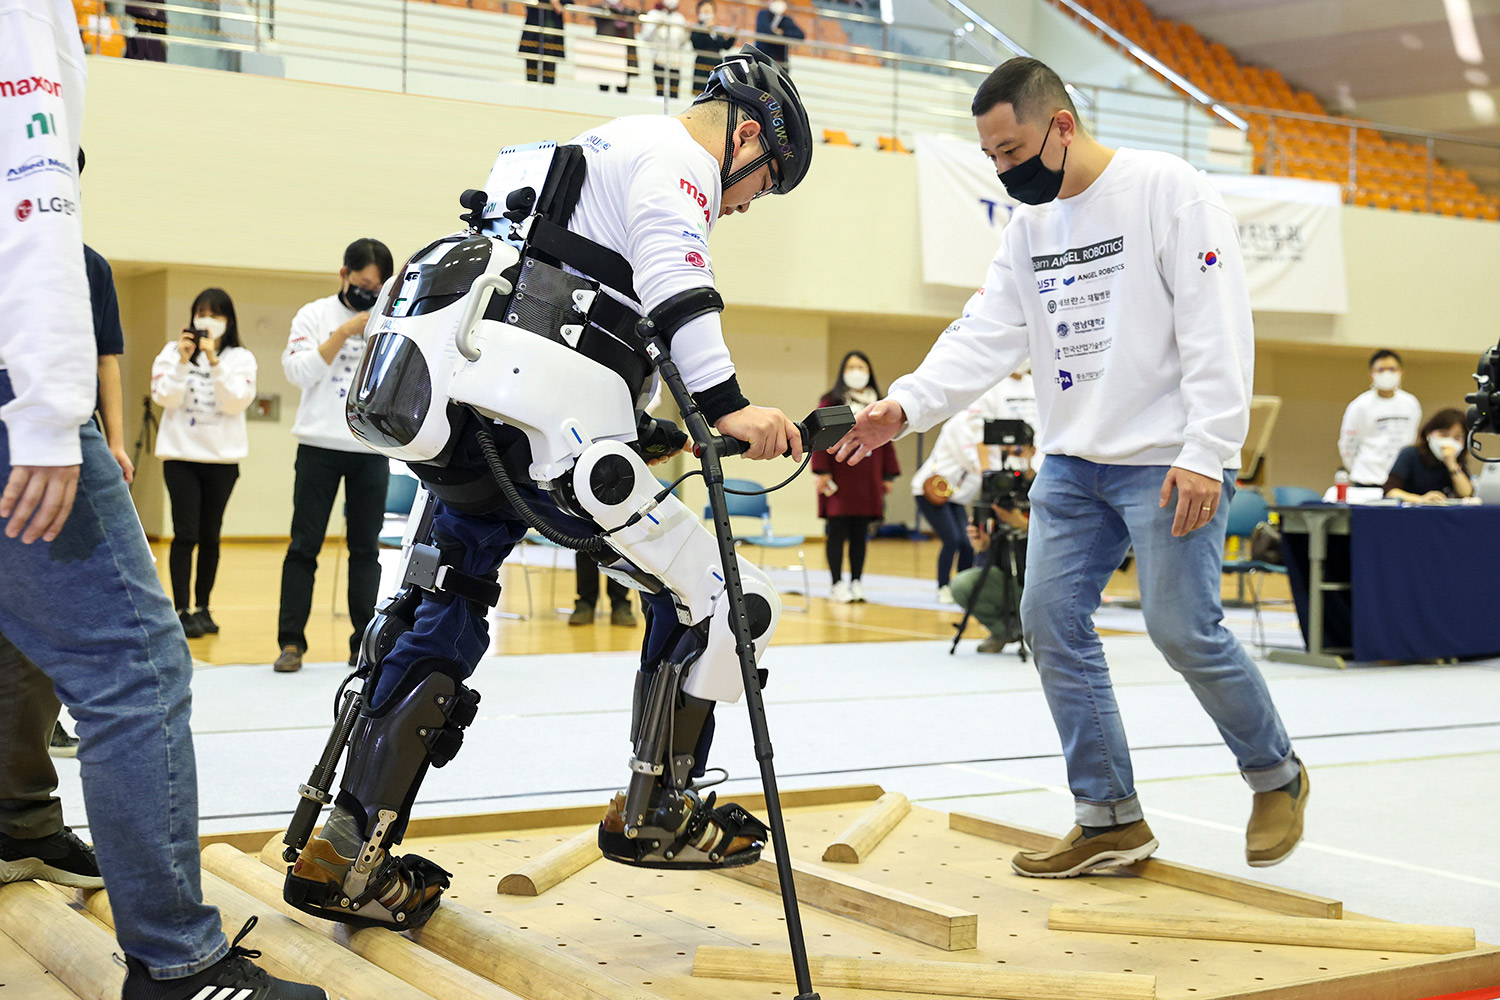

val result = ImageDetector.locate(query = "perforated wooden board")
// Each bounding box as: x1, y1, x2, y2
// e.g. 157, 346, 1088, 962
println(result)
400, 800, 1500, 1000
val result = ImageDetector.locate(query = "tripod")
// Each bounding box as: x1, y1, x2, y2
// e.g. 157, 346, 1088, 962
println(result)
128, 394, 159, 492
949, 513, 1027, 660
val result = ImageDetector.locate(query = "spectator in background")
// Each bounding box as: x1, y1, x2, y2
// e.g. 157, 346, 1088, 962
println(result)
77, 150, 132, 485
752, 0, 803, 68
812, 351, 899, 603
909, 410, 982, 603
591, 0, 639, 93
951, 445, 1034, 653
274, 239, 393, 674
1339, 349, 1422, 488
521, 0, 570, 85
690, 0, 736, 95
1383, 408, 1473, 504
151, 288, 257, 638
640, 0, 690, 99
569, 552, 637, 626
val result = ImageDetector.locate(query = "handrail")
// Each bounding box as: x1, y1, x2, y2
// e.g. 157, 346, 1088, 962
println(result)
1226, 102, 1500, 152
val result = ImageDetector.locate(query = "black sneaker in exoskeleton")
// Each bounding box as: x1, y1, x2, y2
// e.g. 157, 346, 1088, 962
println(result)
121, 917, 327, 1000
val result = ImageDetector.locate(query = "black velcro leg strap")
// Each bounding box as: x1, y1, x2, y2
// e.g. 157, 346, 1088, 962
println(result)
434, 565, 502, 609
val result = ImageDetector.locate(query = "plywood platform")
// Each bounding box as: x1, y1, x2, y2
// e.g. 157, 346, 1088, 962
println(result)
3, 785, 1497, 1000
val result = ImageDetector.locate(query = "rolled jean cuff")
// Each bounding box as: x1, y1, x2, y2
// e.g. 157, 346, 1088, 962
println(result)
1241, 751, 1300, 793
149, 940, 230, 981
1074, 793, 1144, 827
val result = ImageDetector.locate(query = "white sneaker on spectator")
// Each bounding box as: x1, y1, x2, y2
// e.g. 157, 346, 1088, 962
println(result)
830, 580, 853, 603
938, 585, 954, 604
850, 580, 866, 602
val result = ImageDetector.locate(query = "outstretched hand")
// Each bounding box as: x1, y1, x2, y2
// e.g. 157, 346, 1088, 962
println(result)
830, 398, 904, 465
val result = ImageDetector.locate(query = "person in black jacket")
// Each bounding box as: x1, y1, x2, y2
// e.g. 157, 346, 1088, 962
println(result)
521, 0, 570, 84
592, 0, 639, 92
752, 0, 803, 67
690, 0, 736, 95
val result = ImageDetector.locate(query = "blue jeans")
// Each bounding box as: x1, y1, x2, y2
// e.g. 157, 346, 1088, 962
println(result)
0, 372, 227, 978
916, 496, 973, 587
1019, 456, 1298, 826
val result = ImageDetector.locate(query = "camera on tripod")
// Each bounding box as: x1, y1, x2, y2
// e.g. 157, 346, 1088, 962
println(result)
972, 419, 1034, 524
1465, 339, 1500, 462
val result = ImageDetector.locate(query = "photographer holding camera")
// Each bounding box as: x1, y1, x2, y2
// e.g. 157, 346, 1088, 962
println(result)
950, 426, 1033, 654
835, 56, 1305, 877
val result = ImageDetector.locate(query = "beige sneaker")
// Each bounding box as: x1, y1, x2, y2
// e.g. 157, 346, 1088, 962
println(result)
273, 645, 303, 673
1247, 761, 1310, 867
1011, 820, 1158, 878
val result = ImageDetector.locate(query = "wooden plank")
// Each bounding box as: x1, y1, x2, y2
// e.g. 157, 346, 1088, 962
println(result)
1205, 947, 1500, 1000
496, 827, 601, 896
717, 854, 978, 951
822, 791, 911, 863
1047, 906, 1475, 955
202, 782, 885, 853
949, 811, 1343, 919
0, 883, 122, 1000
85, 875, 438, 1000
692, 946, 1158, 1000
200, 843, 524, 1000
0, 928, 86, 1000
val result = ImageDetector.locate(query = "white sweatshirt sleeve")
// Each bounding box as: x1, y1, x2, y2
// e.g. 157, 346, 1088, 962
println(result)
150, 346, 189, 408
1337, 395, 1364, 471
212, 348, 258, 416
282, 303, 333, 390
1160, 196, 1254, 479
886, 234, 1030, 434
622, 144, 733, 394
0, 7, 92, 466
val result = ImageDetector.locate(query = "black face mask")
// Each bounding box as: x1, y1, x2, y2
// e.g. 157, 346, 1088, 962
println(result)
340, 282, 380, 312
998, 116, 1067, 206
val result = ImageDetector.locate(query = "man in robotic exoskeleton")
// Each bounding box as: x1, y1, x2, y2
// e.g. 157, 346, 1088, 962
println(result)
278, 46, 816, 932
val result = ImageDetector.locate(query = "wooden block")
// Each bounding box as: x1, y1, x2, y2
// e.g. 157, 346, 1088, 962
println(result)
86, 875, 438, 1000
823, 791, 911, 863
1047, 906, 1475, 954
950, 811, 1343, 918
200, 843, 523, 1000
496, 826, 601, 896
692, 945, 1157, 1000
253, 835, 660, 1000
0, 928, 87, 1000
0, 882, 124, 1000
205, 782, 886, 854
718, 854, 977, 951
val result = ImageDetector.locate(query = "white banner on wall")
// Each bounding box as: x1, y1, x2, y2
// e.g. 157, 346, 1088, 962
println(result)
914, 134, 1348, 314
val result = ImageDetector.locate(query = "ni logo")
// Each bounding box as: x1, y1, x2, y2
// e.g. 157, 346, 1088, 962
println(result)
25, 112, 55, 139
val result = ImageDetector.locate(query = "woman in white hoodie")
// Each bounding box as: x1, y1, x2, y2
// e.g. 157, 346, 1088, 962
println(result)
640, 0, 690, 98
150, 288, 258, 638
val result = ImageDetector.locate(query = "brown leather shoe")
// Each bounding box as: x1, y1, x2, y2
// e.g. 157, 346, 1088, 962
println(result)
567, 601, 595, 626
273, 645, 303, 673
1011, 820, 1158, 878
1247, 761, 1309, 867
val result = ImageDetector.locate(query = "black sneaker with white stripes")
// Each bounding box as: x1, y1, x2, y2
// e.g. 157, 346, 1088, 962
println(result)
121, 917, 326, 1000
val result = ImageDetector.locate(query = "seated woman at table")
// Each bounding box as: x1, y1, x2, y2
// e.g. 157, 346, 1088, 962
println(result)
1383, 408, 1474, 504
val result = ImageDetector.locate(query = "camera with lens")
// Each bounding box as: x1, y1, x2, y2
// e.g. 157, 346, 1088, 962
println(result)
971, 419, 1034, 525
1465, 339, 1500, 462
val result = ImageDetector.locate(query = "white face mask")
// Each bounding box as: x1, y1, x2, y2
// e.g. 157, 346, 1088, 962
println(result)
193, 316, 228, 340
1429, 434, 1459, 461
1372, 370, 1401, 392
769, 0, 787, 14
842, 368, 870, 391
663, 0, 678, 10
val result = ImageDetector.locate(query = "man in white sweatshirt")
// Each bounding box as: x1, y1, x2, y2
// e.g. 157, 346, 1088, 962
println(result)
1338, 349, 1422, 488
0, 4, 322, 998
834, 57, 1306, 876
274, 239, 394, 673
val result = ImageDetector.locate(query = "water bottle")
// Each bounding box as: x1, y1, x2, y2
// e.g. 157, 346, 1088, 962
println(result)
1334, 469, 1349, 503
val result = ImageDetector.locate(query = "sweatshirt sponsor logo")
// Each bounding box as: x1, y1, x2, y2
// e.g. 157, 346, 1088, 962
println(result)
1031, 236, 1125, 273
1198, 248, 1222, 272
16, 194, 77, 218
1055, 337, 1112, 360
1047, 290, 1111, 313
685, 251, 706, 267
14, 199, 32, 221
6, 155, 71, 182
1055, 368, 1103, 391
0, 77, 62, 99
679, 178, 712, 223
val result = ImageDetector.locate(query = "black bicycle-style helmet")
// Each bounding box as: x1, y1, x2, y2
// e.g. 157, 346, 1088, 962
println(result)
693, 44, 813, 197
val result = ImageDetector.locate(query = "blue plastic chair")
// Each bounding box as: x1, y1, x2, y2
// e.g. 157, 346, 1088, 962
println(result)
704, 478, 810, 611
378, 472, 421, 548
1273, 485, 1323, 507
1221, 489, 1285, 655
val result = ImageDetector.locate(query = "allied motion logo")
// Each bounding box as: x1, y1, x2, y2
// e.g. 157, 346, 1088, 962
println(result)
1198, 248, 1222, 272
1055, 370, 1074, 391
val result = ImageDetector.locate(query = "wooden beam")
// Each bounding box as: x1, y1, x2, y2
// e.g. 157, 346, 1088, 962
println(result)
0, 928, 86, 1000
85, 875, 438, 1000
692, 946, 1157, 1000
253, 835, 661, 1000
200, 843, 524, 1000
1206, 947, 1500, 1000
497, 827, 601, 896
949, 811, 1342, 919
822, 791, 910, 864
203, 782, 886, 853
718, 854, 977, 951
0, 882, 124, 1000
1047, 906, 1475, 955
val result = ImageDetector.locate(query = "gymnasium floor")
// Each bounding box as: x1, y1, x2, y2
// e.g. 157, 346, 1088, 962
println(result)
48, 537, 1500, 944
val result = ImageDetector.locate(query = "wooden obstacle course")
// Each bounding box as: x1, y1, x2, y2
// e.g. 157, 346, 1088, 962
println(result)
497, 827, 601, 896
822, 790, 911, 863
0, 882, 124, 1000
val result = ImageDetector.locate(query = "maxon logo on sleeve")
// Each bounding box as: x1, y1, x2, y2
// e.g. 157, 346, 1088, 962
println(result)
0, 77, 63, 98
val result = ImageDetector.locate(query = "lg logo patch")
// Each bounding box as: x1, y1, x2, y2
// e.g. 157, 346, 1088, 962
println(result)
14, 199, 32, 221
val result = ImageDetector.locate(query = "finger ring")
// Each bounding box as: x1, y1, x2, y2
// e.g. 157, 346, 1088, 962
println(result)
1201, 504, 1213, 511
